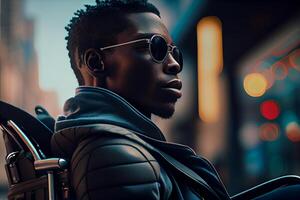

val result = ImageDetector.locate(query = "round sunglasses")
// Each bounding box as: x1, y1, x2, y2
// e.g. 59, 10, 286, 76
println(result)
100, 34, 183, 72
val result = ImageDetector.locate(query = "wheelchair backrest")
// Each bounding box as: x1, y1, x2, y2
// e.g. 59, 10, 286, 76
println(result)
0, 100, 54, 157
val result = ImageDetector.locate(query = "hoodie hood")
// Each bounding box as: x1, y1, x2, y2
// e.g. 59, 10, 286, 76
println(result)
55, 86, 165, 141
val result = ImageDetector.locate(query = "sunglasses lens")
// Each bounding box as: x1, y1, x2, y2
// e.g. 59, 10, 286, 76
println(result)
172, 47, 183, 71
150, 36, 168, 62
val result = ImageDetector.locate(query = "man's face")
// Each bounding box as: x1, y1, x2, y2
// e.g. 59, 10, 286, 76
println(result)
103, 13, 182, 118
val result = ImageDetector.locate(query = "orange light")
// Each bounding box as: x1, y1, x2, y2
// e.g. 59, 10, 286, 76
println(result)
286, 122, 300, 142
259, 123, 279, 141
197, 16, 223, 123
197, 16, 223, 74
243, 73, 267, 97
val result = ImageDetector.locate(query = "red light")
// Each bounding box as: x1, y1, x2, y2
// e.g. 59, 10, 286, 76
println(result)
260, 100, 280, 120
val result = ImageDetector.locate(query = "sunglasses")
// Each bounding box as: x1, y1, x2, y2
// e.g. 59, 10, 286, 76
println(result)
100, 34, 183, 71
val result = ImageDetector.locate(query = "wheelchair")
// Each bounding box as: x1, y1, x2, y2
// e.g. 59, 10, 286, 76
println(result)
0, 100, 70, 200
0, 100, 300, 200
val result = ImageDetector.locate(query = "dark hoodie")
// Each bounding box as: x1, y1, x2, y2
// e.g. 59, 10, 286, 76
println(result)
54, 86, 230, 200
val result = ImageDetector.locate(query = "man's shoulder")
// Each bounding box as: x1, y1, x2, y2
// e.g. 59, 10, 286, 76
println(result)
54, 123, 142, 141
51, 123, 157, 164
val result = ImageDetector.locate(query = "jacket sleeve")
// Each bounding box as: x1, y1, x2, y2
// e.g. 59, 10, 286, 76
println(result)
70, 135, 162, 200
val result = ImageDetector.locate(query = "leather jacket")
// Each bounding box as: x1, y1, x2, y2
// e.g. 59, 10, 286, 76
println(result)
51, 86, 230, 200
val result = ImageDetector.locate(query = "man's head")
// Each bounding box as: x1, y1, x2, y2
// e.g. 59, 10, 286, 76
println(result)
66, 0, 183, 118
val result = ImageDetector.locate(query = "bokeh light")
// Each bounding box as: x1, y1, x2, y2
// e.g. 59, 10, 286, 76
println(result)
197, 16, 223, 73
260, 100, 280, 120
243, 73, 268, 97
259, 123, 279, 141
240, 123, 260, 149
271, 61, 288, 80
286, 122, 300, 142
289, 48, 300, 71
197, 16, 223, 123
244, 149, 264, 176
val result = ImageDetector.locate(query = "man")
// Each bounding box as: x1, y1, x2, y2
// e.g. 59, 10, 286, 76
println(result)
51, 0, 299, 199
51, 0, 229, 199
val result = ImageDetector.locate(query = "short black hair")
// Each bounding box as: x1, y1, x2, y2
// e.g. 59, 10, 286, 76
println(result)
65, 0, 160, 85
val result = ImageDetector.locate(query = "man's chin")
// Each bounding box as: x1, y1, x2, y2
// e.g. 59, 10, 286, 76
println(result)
152, 103, 175, 119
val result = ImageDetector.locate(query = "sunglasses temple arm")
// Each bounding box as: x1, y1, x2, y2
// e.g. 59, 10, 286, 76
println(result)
100, 38, 150, 51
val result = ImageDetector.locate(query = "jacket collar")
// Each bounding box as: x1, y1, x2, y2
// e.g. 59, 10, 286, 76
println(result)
55, 86, 166, 141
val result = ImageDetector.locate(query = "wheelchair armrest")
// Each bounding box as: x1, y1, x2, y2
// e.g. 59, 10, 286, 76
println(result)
231, 175, 300, 200
34, 158, 69, 200
34, 158, 68, 171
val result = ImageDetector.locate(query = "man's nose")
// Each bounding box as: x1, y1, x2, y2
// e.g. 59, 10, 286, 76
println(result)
163, 54, 182, 75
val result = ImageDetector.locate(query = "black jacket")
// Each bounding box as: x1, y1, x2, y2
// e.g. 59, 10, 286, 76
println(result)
51, 86, 230, 200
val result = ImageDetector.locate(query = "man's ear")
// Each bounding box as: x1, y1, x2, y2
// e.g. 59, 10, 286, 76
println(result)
83, 48, 105, 75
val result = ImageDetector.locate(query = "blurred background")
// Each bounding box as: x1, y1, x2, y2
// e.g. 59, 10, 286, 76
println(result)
0, 0, 300, 197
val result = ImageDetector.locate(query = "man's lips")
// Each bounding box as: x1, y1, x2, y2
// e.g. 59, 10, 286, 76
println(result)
161, 79, 182, 99
164, 79, 182, 90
